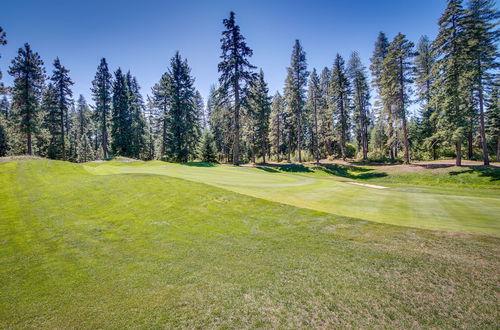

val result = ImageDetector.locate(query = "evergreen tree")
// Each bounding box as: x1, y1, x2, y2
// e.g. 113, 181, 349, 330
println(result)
126, 74, 147, 159
194, 91, 206, 128
198, 129, 217, 163
284, 39, 309, 162
42, 83, 61, 159
307, 69, 321, 162
111, 68, 131, 156
414, 35, 438, 159
318, 67, 333, 157
151, 71, 170, 158
0, 113, 7, 156
348, 51, 370, 160
486, 82, 499, 161
432, 0, 468, 166
91, 58, 112, 159
370, 32, 394, 158
74, 95, 95, 162
269, 92, 284, 161
382, 33, 414, 164
0, 96, 9, 119
50, 57, 74, 160
144, 96, 158, 160
247, 69, 271, 163
163, 52, 200, 162
463, 0, 499, 165
218, 11, 256, 165
329, 54, 350, 160
0, 27, 6, 93
8, 43, 45, 155
208, 86, 233, 162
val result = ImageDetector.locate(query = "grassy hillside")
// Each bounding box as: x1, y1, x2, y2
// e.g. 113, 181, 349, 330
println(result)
0, 159, 498, 328
85, 160, 500, 234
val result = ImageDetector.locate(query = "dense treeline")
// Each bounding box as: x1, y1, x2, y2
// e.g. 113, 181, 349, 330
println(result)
0, 0, 498, 165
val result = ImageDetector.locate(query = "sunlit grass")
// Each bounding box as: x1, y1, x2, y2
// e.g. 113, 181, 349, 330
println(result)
86, 160, 500, 234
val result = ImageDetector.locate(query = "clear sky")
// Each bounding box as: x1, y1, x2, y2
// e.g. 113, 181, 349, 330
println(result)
1, 0, 448, 106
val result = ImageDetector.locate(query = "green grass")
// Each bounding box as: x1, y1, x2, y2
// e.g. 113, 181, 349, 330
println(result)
85, 160, 500, 234
1, 159, 499, 328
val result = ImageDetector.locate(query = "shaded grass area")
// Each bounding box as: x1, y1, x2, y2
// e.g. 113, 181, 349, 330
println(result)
0, 159, 498, 328
243, 162, 500, 188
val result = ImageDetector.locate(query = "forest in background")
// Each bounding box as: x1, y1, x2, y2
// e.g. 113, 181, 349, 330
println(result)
0, 0, 498, 166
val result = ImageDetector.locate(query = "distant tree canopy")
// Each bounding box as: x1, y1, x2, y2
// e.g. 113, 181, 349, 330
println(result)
0, 1, 498, 165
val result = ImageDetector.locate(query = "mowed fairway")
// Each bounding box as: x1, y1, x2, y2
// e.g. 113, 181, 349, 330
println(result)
85, 160, 500, 234
1, 159, 499, 328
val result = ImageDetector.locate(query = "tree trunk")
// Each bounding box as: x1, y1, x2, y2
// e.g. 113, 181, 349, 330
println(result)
399, 57, 410, 164
467, 128, 473, 160
297, 114, 302, 163
313, 91, 319, 163
287, 133, 291, 163
233, 83, 240, 166
276, 115, 280, 162
477, 63, 489, 165
27, 132, 32, 155
456, 141, 462, 166
262, 140, 266, 164
61, 108, 66, 160
387, 107, 394, 160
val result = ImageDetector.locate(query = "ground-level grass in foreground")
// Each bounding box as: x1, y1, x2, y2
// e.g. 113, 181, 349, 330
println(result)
0, 159, 498, 328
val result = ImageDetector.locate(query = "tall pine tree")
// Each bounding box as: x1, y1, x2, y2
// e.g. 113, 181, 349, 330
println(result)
307, 69, 321, 162
50, 57, 74, 160
329, 54, 350, 160
163, 52, 200, 162
91, 58, 112, 159
284, 40, 309, 162
432, 0, 468, 166
414, 35, 438, 159
8, 43, 45, 155
382, 33, 414, 164
247, 69, 271, 163
348, 51, 370, 160
269, 92, 284, 161
218, 11, 256, 165
0, 27, 7, 93
111, 68, 131, 157
463, 0, 499, 165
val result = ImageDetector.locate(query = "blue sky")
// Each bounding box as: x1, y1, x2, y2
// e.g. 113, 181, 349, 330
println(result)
1, 0, 447, 106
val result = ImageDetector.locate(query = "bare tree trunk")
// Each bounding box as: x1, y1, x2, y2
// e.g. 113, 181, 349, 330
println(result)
61, 108, 66, 160
287, 133, 291, 163
276, 114, 280, 162
467, 127, 473, 160
262, 140, 266, 164
313, 91, 319, 163
233, 82, 240, 166
477, 62, 490, 165
456, 141, 462, 166
297, 114, 302, 163
399, 57, 410, 164
27, 132, 32, 155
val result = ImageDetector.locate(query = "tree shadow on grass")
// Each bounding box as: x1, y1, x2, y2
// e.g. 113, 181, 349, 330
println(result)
449, 166, 500, 182
274, 164, 313, 173
182, 162, 216, 167
317, 164, 388, 180
254, 166, 280, 173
